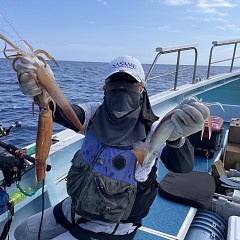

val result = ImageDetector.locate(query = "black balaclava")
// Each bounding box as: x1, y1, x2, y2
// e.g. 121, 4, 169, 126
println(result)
89, 73, 158, 147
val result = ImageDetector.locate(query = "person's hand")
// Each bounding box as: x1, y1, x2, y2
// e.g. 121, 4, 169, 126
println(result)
15, 56, 55, 98
167, 97, 210, 141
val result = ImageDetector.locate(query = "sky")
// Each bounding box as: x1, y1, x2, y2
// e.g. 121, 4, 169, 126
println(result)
0, 0, 240, 65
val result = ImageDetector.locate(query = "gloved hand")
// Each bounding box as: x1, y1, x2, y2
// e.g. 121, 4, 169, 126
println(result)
15, 56, 55, 98
167, 97, 210, 141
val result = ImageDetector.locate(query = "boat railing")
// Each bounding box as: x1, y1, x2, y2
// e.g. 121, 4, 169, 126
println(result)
145, 44, 198, 91
207, 39, 240, 79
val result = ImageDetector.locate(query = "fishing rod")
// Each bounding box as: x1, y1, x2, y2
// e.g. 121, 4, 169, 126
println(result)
0, 140, 51, 170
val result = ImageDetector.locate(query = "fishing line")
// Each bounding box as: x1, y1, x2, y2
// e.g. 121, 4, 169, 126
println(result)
0, 13, 23, 41
38, 179, 45, 240
0, 13, 32, 53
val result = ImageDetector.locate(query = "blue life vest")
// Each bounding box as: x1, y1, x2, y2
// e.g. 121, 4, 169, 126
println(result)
80, 129, 137, 187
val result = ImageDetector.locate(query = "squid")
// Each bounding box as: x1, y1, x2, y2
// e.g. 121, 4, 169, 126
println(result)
133, 97, 224, 166
0, 34, 84, 184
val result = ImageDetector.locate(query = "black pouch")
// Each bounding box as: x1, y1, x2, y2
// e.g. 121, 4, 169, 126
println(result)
158, 171, 216, 210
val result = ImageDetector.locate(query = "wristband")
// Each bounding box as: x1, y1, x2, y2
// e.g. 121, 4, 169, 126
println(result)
166, 137, 185, 148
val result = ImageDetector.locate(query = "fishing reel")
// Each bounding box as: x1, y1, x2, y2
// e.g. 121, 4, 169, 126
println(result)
0, 121, 22, 138
0, 151, 26, 187
0, 121, 27, 187
0, 121, 51, 187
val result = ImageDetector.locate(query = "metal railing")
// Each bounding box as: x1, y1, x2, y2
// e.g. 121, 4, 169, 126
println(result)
145, 44, 198, 91
207, 39, 240, 79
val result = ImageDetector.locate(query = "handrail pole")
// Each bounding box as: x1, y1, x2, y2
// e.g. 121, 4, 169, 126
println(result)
173, 50, 181, 90
230, 43, 237, 72
192, 48, 198, 84
145, 52, 161, 82
207, 45, 215, 79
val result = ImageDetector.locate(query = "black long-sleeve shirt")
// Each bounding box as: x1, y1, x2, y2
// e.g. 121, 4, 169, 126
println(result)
51, 102, 194, 174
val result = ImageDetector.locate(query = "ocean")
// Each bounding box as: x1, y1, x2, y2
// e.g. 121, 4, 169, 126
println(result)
0, 58, 232, 148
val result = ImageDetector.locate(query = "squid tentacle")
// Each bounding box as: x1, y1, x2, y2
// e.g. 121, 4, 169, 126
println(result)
34, 49, 59, 67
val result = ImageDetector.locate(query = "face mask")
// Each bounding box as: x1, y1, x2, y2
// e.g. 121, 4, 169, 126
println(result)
105, 90, 141, 119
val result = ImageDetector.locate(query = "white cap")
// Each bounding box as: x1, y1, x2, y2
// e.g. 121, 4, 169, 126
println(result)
105, 55, 145, 83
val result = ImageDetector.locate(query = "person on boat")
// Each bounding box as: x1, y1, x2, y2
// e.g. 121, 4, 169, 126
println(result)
14, 55, 209, 240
